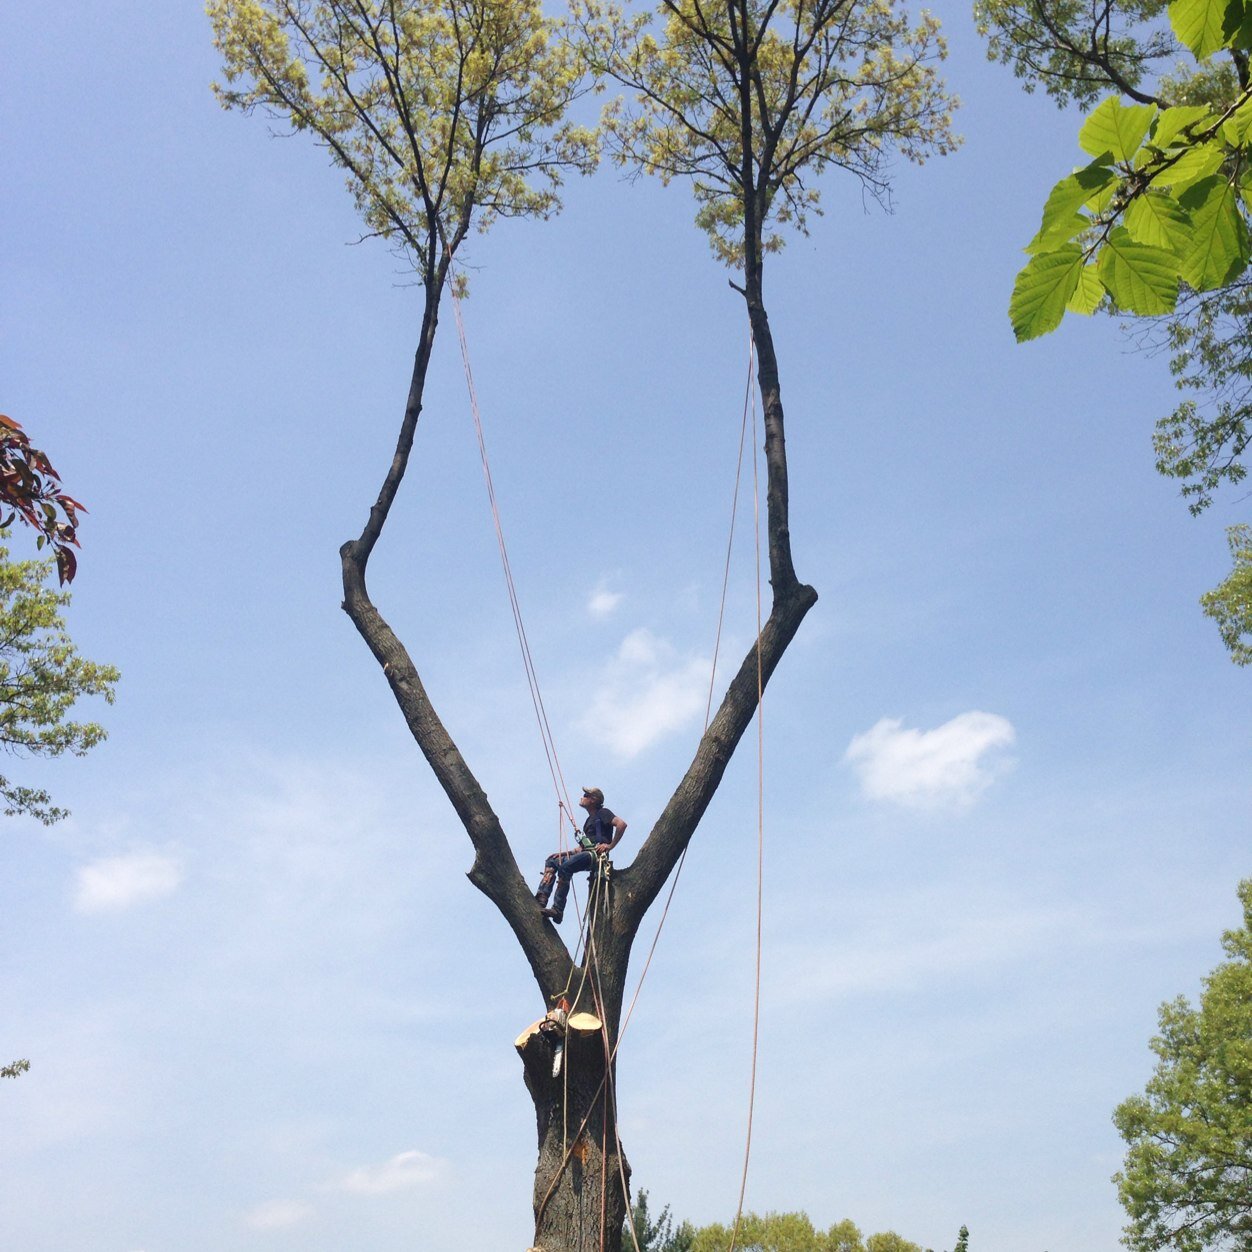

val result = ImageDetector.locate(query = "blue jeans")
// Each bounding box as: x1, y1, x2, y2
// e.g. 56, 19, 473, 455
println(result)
536, 849, 595, 914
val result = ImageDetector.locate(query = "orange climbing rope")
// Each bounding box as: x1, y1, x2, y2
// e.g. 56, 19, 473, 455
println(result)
728, 354, 765, 1252
446, 265, 580, 844
576, 337, 766, 1252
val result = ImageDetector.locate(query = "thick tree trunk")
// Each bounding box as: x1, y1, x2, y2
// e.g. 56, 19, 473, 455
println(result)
518, 884, 632, 1252
520, 1023, 630, 1252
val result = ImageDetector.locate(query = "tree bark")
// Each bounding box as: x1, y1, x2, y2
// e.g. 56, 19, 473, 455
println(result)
521, 892, 632, 1252
521, 1016, 630, 1252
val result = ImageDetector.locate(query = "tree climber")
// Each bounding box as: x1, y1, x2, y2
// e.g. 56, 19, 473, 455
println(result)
534, 787, 627, 924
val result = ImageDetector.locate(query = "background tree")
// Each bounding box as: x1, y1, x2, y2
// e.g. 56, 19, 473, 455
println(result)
0, 539, 116, 1082
0, 541, 118, 826
685, 1210, 923, 1252
209, 0, 952, 1247
977, 0, 1252, 662
1199, 523, 1252, 660
626, 1190, 695, 1251
866, 1233, 924, 1252
1112, 879, 1252, 1252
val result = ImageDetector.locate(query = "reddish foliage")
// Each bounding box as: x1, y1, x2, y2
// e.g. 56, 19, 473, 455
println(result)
0, 414, 82, 584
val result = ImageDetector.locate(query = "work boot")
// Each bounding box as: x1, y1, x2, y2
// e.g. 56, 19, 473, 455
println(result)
542, 907, 564, 924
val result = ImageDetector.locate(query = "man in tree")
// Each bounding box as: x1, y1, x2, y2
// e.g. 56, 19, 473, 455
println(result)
536, 786, 627, 924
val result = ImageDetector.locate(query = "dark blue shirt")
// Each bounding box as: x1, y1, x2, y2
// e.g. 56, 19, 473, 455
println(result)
582, 807, 617, 849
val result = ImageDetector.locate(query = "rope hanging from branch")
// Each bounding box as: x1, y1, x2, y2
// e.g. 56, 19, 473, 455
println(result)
448, 271, 767, 1252
447, 265, 579, 841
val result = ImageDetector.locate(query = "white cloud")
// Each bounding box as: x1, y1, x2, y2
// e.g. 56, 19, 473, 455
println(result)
73, 852, 183, 913
587, 581, 623, 619
243, 1199, 314, 1230
843, 710, 1016, 810
581, 628, 709, 758
337, 1149, 444, 1195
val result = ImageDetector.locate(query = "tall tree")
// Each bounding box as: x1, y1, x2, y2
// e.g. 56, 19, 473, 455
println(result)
1112, 880, 1252, 1252
977, 0, 1252, 662
209, 0, 953, 1248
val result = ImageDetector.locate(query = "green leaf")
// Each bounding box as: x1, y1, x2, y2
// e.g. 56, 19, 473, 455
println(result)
1156, 141, 1226, 193
1025, 212, 1090, 253
1170, 0, 1235, 56
1032, 162, 1117, 239
1079, 96, 1157, 162
1222, 93, 1252, 145
1153, 104, 1215, 149
1124, 191, 1193, 253
1097, 227, 1180, 314
1010, 246, 1085, 341
1086, 178, 1121, 216
1066, 265, 1106, 314
1179, 175, 1250, 288
1229, 0, 1252, 48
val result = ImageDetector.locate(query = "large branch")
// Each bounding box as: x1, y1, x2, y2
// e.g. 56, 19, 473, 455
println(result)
616, 186, 816, 922
613, 121, 817, 921
339, 564, 572, 995
340, 278, 571, 1000
615, 580, 816, 933
746, 263, 798, 593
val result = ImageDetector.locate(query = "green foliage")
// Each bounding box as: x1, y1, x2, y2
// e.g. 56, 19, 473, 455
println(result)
983, 0, 1252, 663
691, 1212, 830, 1252
865, 1235, 923, 1252
1005, 88, 1252, 340
578, 0, 958, 268
1199, 523, 1252, 661
1154, 284, 1252, 512
1112, 879, 1252, 1251
1, 1059, 30, 1079
626, 1190, 695, 1251
829, 1220, 869, 1252
0, 542, 118, 824
207, 0, 598, 275
974, 0, 1174, 109
685, 1211, 922, 1252
1010, 245, 1085, 338
979, 0, 1252, 343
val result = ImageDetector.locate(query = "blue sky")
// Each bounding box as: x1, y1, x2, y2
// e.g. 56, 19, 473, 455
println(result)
1, 2, 1248, 1250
